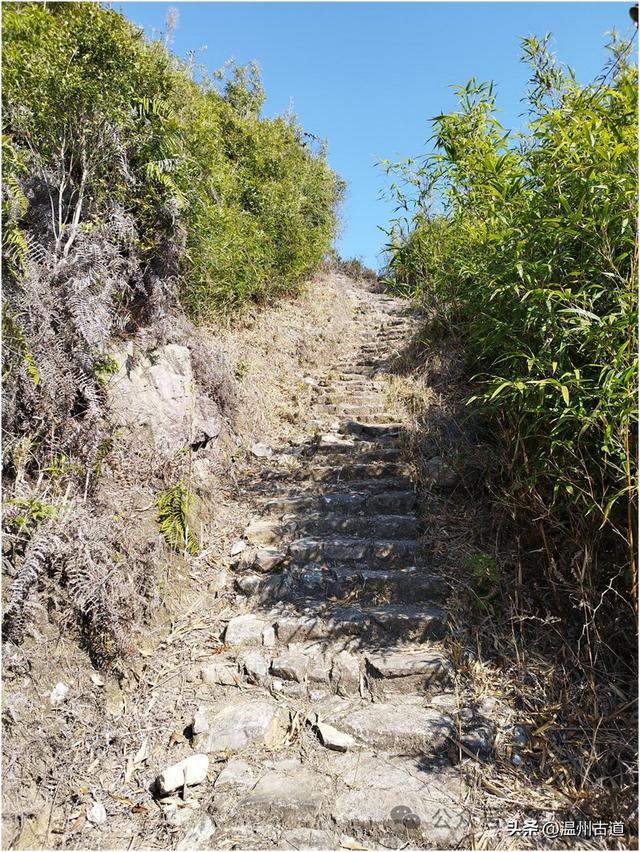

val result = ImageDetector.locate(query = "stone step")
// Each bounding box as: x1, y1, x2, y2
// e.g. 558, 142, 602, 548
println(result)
261, 489, 418, 516
291, 564, 446, 604
340, 421, 404, 437
295, 512, 419, 538
312, 440, 402, 460
288, 536, 422, 567
258, 462, 409, 484
307, 462, 411, 483
365, 647, 453, 698
323, 408, 391, 422
329, 755, 470, 847
264, 476, 413, 497
317, 375, 386, 387
273, 603, 446, 644
319, 393, 382, 405
324, 700, 453, 755
360, 342, 404, 352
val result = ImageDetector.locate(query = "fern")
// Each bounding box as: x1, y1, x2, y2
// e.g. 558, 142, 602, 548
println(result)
2, 528, 56, 642
2, 309, 40, 386
157, 483, 198, 555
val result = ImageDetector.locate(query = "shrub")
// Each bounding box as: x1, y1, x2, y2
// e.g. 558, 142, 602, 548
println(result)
1, 1, 342, 659
381, 34, 638, 596
2, 0, 342, 469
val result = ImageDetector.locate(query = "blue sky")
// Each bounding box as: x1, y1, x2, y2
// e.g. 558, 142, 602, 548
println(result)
118, 2, 635, 269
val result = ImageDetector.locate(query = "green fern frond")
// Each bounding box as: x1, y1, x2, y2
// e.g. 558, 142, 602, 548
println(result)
156, 483, 198, 555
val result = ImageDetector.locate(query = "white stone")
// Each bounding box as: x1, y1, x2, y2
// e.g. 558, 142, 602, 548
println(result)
157, 754, 209, 795
251, 443, 273, 458
230, 540, 247, 557
225, 614, 268, 646
49, 682, 69, 706
316, 722, 355, 752
262, 625, 276, 648
86, 801, 107, 825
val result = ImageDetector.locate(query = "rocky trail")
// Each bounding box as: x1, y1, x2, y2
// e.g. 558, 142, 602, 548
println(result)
3, 277, 540, 851
165, 283, 502, 850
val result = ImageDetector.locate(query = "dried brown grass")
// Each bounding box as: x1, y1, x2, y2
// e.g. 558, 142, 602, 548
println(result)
391, 324, 638, 849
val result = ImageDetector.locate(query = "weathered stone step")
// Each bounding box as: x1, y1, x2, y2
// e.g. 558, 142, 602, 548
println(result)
288, 536, 421, 566
292, 564, 446, 603
259, 461, 409, 484
365, 647, 452, 698
319, 392, 382, 405
265, 476, 413, 497
296, 512, 419, 538
317, 375, 386, 387
323, 408, 392, 423
312, 440, 402, 460
260, 489, 417, 515
324, 700, 453, 754
360, 341, 404, 352
274, 602, 446, 643
307, 461, 411, 482
330, 755, 470, 847
340, 421, 404, 437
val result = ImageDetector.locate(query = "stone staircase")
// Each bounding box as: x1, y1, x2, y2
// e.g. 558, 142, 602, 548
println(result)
183, 283, 494, 849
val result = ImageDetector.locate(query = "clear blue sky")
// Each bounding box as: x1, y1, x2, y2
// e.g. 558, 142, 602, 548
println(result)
118, 2, 635, 270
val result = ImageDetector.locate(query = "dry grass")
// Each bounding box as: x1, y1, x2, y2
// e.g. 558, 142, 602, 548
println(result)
389, 324, 638, 849
208, 271, 359, 447
1, 271, 369, 851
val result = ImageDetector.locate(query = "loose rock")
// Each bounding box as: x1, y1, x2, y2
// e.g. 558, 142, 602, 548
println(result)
254, 548, 286, 573
156, 754, 209, 796
230, 540, 247, 557
86, 801, 107, 825
49, 682, 69, 706
316, 722, 355, 752
193, 699, 285, 754
251, 443, 273, 458
225, 614, 269, 646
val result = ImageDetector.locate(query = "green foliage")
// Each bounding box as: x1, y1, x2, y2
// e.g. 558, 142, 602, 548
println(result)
93, 356, 120, 387
157, 483, 198, 555
465, 552, 500, 597
5, 497, 57, 533
333, 255, 379, 284
2, 2, 342, 314
382, 35, 637, 558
